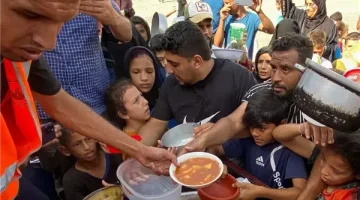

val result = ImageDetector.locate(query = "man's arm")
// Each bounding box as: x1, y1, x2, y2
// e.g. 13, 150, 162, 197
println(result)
138, 118, 168, 147
33, 89, 144, 157
357, 16, 360, 31
185, 102, 249, 153
255, 178, 307, 200
257, 10, 275, 34
213, 4, 231, 47
79, 0, 132, 42
273, 123, 315, 159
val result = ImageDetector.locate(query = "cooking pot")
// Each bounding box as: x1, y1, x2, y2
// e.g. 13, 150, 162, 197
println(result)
293, 59, 360, 132
150, 12, 168, 36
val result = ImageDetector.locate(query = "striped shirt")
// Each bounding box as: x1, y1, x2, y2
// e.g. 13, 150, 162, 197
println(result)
242, 81, 305, 124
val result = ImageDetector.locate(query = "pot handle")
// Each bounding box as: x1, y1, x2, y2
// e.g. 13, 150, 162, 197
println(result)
294, 63, 306, 73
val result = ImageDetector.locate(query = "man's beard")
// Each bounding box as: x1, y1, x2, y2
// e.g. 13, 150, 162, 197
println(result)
272, 84, 294, 101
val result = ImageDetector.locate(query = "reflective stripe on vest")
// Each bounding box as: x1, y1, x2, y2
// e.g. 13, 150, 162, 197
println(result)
12, 61, 42, 162
0, 163, 17, 192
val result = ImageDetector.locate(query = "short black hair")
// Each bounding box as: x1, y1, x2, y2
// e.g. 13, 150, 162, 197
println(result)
328, 129, 360, 174
330, 12, 343, 21
59, 128, 74, 146
346, 32, 360, 43
243, 89, 289, 128
161, 21, 212, 60
130, 16, 151, 42
271, 33, 313, 65
149, 34, 164, 52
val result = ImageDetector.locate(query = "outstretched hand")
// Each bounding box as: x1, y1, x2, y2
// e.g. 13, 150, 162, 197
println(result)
135, 146, 179, 176
249, 0, 262, 13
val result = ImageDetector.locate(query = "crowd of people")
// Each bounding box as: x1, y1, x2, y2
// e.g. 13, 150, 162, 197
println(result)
1, 0, 360, 199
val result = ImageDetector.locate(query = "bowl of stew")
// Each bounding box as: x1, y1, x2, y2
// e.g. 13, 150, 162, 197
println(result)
169, 152, 224, 189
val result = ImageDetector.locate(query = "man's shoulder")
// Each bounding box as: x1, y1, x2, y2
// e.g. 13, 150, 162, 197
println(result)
214, 59, 250, 74
243, 81, 272, 100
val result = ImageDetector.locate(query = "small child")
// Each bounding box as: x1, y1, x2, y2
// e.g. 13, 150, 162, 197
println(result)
344, 32, 360, 51
208, 89, 308, 199
59, 129, 122, 200
308, 30, 333, 69
273, 125, 360, 200
105, 79, 150, 137
149, 34, 168, 68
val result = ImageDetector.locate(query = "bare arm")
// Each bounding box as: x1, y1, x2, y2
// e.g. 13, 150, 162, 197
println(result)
214, 19, 226, 47
257, 10, 275, 34
108, 12, 132, 42
273, 124, 315, 159
138, 118, 168, 147
256, 178, 307, 200
297, 157, 326, 200
33, 89, 143, 157
357, 16, 360, 31
202, 102, 249, 147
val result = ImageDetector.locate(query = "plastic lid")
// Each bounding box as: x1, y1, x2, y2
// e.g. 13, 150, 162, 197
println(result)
230, 23, 246, 28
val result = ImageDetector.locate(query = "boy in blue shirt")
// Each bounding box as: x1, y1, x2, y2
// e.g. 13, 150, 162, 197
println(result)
213, 0, 274, 59
208, 89, 308, 199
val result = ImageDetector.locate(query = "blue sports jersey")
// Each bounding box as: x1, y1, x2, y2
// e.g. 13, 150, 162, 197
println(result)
223, 138, 308, 188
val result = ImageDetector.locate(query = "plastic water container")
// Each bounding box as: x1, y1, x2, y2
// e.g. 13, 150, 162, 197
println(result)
117, 159, 182, 200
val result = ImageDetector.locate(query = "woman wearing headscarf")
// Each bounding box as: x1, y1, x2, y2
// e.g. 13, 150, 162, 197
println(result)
269, 19, 300, 45
281, 0, 338, 61
123, 46, 161, 110
253, 46, 272, 83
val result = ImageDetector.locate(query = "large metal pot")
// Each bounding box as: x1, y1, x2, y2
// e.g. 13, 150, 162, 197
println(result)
150, 12, 168, 36
293, 59, 360, 132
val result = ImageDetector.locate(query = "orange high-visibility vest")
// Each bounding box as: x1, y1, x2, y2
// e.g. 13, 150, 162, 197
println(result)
0, 59, 42, 200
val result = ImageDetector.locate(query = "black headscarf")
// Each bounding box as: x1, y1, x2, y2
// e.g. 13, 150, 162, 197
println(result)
123, 46, 160, 109
269, 19, 300, 45
281, 0, 338, 61
303, 0, 328, 34
253, 46, 272, 83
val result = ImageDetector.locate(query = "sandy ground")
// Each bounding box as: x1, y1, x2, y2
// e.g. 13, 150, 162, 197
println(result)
133, 0, 360, 50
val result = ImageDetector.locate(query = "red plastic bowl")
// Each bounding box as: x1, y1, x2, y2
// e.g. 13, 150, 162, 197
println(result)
197, 174, 240, 200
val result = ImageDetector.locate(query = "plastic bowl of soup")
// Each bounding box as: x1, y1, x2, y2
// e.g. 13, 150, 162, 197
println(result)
169, 152, 223, 189
197, 174, 240, 200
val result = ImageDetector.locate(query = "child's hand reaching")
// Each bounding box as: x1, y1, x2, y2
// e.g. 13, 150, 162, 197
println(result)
221, 164, 229, 179
233, 182, 261, 200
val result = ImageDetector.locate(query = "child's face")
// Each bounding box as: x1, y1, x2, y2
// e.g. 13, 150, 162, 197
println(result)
59, 132, 98, 162
135, 24, 148, 42
313, 45, 325, 57
120, 85, 150, 122
250, 123, 277, 146
156, 50, 167, 67
130, 55, 156, 93
257, 53, 272, 80
345, 39, 359, 51
320, 148, 356, 186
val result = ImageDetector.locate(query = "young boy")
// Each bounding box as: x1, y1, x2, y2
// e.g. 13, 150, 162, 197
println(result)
344, 32, 360, 51
273, 124, 360, 199
208, 89, 308, 200
59, 129, 122, 200
149, 34, 167, 68
308, 30, 333, 69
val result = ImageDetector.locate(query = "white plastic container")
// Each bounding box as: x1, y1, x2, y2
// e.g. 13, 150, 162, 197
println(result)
117, 159, 182, 200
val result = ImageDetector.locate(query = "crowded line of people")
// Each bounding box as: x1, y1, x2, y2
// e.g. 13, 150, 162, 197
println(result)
1, 0, 360, 199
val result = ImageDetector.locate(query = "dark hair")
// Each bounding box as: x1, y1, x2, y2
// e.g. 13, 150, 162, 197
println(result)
243, 89, 289, 128
253, 46, 272, 82
59, 128, 74, 146
346, 32, 360, 43
308, 30, 327, 47
271, 33, 313, 65
328, 129, 360, 174
330, 11, 343, 21
104, 79, 134, 129
149, 34, 165, 52
161, 21, 212, 60
130, 16, 151, 43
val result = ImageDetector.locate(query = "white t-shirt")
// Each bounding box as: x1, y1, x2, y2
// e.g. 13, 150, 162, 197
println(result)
320, 57, 333, 69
